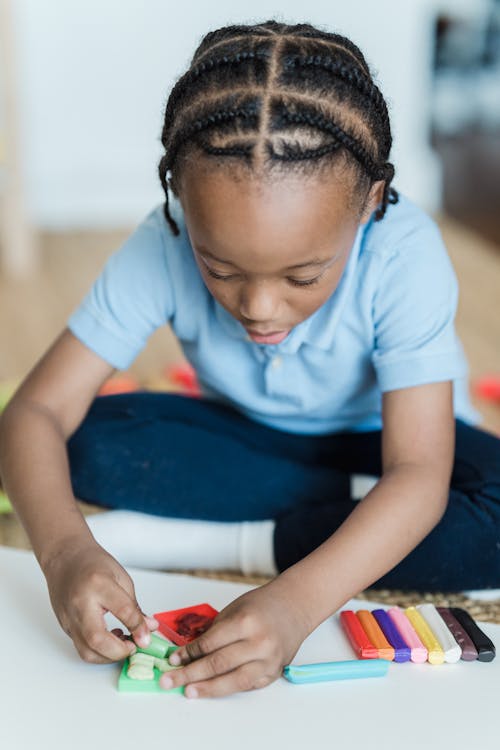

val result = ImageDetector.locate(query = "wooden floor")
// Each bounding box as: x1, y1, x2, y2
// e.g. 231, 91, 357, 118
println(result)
0, 227, 185, 383
1, 214, 500, 555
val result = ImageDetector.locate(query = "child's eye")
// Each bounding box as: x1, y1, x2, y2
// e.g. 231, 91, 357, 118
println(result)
288, 276, 321, 287
205, 268, 237, 281
205, 266, 321, 287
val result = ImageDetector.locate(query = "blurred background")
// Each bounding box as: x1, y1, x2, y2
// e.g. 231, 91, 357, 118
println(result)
0, 0, 499, 431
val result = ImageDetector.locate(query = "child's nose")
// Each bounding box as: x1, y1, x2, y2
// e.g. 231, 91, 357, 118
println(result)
239, 281, 280, 324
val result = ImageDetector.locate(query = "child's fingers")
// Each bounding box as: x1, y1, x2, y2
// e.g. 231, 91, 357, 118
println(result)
170, 617, 248, 666
75, 609, 137, 663
103, 582, 153, 650
183, 661, 275, 699
160, 641, 253, 690
144, 615, 159, 631
72, 631, 135, 664
70, 631, 112, 664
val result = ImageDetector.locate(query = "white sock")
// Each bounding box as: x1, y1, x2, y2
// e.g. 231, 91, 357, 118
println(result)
350, 474, 379, 500
240, 519, 277, 576
85, 510, 278, 576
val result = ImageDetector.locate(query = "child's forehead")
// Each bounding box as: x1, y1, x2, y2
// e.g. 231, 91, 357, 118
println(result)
179, 164, 359, 263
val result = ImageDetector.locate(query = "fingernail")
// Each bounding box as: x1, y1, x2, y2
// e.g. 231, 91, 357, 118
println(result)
185, 685, 198, 699
169, 652, 181, 666
161, 676, 173, 689
137, 631, 151, 648
146, 616, 159, 629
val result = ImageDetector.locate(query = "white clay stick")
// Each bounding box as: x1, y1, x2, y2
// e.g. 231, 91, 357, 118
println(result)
417, 603, 462, 663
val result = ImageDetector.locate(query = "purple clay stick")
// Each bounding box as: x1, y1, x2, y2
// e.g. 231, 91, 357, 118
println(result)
436, 607, 478, 661
372, 609, 411, 663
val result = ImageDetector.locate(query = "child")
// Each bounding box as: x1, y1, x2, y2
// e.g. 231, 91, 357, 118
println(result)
0, 20, 499, 700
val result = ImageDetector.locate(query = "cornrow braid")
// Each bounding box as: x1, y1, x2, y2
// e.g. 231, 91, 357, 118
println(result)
199, 139, 254, 160
268, 99, 397, 218
268, 139, 342, 163
162, 48, 270, 135
158, 19, 399, 236
157, 154, 178, 236
283, 54, 386, 115
278, 39, 393, 159
271, 100, 384, 179
191, 22, 280, 62
284, 24, 372, 76
166, 100, 260, 170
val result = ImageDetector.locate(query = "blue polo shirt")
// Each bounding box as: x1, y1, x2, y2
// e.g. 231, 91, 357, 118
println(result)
67, 193, 481, 434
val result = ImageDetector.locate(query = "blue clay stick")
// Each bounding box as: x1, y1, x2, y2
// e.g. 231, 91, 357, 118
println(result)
283, 659, 390, 684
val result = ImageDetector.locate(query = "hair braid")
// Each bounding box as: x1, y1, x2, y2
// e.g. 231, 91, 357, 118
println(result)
199, 138, 254, 160
158, 19, 399, 233
161, 50, 266, 144
163, 99, 260, 200
157, 154, 179, 235
376, 163, 398, 220
284, 54, 380, 102
268, 140, 341, 162
274, 104, 384, 179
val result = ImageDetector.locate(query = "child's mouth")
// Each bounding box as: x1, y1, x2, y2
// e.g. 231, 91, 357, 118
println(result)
246, 329, 290, 344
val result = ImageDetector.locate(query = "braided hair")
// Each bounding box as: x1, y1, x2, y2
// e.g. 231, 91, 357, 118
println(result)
158, 20, 399, 237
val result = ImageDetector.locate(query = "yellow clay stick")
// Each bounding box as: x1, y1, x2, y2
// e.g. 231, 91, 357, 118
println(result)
404, 607, 444, 664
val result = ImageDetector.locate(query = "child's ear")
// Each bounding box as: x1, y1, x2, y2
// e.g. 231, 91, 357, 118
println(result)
359, 180, 385, 224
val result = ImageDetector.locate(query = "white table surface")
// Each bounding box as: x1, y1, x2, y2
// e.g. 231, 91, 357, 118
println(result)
1, 545, 499, 750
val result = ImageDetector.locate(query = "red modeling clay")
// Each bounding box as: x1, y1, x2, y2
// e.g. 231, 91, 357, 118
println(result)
340, 610, 379, 659
154, 604, 218, 645
164, 364, 201, 396
474, 375, 500, 403
175, 612, 214, 638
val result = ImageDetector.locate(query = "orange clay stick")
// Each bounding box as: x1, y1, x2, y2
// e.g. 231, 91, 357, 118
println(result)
356, 610, 395, 661
339, 610, 379, 659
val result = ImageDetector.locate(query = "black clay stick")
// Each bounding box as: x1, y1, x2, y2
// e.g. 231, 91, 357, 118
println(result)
449, 607, 496, 663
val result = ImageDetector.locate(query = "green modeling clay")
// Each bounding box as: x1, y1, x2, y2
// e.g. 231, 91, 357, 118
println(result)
127, 652, 155, 680
135, 632, 173, 658
118, 645, 184, 693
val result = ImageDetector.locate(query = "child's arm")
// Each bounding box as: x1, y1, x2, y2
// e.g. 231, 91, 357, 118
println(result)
276, 379, 454, 621
159, 380, 454, 698
0, 329, 157, 660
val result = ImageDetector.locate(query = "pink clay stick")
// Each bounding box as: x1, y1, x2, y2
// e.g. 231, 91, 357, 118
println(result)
387, 606, 428, 663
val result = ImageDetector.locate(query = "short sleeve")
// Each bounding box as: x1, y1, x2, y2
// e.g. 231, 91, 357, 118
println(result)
371, 218, 468, 392
67, 207, 174, 370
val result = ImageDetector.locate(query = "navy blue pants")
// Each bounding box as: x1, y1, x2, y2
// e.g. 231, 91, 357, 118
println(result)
67, 392, 500, 591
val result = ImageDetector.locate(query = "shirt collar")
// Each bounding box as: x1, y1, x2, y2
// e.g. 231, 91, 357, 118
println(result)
214, 223, 365, 354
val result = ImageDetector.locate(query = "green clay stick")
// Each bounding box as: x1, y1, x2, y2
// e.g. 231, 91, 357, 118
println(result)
134, 632, 173, 658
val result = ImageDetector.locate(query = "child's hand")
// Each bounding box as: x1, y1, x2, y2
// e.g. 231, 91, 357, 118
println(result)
43, 539, 158, 663
159, 581, 311, 698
